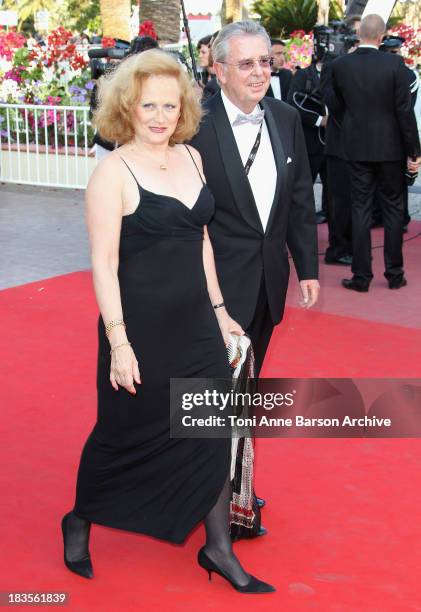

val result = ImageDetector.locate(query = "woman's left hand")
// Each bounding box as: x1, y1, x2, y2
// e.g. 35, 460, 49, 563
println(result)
215, 308, 245, 345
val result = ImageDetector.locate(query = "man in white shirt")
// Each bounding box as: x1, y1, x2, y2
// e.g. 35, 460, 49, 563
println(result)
266, 39, 292, 101
191, 20, 319, 375
192, 21, 319, 372
190, 19, 320, 542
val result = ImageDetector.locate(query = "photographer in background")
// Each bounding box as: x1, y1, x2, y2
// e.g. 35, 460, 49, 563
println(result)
89, 36, 159, 160
287, 46, 328, 224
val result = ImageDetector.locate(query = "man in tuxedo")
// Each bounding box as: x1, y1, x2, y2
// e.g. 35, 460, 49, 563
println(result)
331, 14, 421, 291
266, 39, 292, 101
190, 20, 319, 375
372, 35, 419, 230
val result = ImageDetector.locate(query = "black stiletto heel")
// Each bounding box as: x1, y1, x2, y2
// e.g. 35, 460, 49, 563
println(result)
198, 548, 275, 593
61, 512, 93, 579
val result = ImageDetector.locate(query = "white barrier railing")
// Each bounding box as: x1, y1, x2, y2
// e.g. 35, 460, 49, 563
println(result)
0, 103, 96, 188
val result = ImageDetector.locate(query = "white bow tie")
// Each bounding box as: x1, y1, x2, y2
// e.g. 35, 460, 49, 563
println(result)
232, 109, 265, 127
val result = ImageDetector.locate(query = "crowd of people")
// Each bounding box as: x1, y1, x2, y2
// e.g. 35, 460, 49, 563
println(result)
61, 14, 420, 593
195, 14, 421, 289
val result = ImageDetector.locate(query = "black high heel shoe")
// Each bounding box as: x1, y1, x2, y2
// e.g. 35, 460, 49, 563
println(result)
198, 547, 275, 594
61, 512, 93, 579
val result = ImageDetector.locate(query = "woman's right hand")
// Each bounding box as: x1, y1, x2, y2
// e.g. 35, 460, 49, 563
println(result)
110, 344, 141, 395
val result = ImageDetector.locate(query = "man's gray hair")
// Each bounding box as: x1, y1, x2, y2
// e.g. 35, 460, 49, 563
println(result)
212, 20, 271, 63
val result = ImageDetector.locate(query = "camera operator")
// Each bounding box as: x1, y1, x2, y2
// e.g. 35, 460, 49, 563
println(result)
330, 14, 421, 292
287, 46, 328, 224
266, 39, 292, 101
89, 36, 159, 160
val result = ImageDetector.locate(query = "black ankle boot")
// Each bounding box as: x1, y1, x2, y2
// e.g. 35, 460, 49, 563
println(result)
61, 512, 93, 579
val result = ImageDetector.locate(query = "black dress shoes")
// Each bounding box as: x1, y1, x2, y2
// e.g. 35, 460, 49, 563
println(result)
388, 276, 407, 290
342, 278, 369, 292
325, 254, 353, 266
255, 496, 266, 508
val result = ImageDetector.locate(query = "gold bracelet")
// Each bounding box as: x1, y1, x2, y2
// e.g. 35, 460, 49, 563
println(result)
110, 341, 131, 355
105, 319, 126, 338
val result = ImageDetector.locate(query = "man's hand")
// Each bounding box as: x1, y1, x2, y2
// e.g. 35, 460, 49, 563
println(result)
320, 115, 328, 127
407, 156, 421, 173
299, 279, 320, 309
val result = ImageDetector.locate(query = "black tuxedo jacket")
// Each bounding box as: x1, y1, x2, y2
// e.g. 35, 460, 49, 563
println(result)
266, 68, 293, 102
320, 60, 347, 160
331, 47, 420, 161
190, 91, 318, 328
287, 64, 326, 156
202, 75, 220, 101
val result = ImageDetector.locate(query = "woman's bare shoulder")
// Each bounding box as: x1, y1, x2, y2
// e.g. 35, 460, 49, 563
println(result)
179, 143, 204, 171
87, 150, 127, 191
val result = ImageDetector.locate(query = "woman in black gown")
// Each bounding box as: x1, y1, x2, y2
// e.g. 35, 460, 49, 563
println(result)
61, 50, 274, 594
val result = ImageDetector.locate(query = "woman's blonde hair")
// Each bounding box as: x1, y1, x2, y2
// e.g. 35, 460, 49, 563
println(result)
94, 49, 202, 145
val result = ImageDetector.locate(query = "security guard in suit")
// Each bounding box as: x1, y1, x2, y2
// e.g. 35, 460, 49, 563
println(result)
372, 35, 419, 231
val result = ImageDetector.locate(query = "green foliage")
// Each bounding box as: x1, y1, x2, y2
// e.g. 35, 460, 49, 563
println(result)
329, 0, 344, 22
253, 0, 345, 37
253, 0, 317, 37
387, 2, 405, 29
57, 0, 101, 35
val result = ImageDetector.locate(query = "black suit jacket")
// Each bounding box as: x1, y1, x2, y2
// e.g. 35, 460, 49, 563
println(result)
287, 63, 326, 156
202, 75, 220, 101
320, 60, 347, 160
266, 68, 293, 102
331, 47, 420, 161
190, 91, 318, 328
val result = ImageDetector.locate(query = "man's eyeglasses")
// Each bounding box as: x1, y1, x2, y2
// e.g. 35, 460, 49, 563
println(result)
219, 56, 274, 71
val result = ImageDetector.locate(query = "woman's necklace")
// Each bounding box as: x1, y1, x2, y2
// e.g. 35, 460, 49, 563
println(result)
131, 142, 169, 171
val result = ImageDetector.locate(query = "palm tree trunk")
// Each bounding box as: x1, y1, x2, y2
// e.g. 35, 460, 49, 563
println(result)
139, 0, 181, 44
100, 0, 131, 41
224, 0, 243, 24
317, 0, 330, 25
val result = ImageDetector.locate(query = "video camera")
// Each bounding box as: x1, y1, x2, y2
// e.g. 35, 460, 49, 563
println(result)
87, 36, 159, 79
313, 21, 359, 62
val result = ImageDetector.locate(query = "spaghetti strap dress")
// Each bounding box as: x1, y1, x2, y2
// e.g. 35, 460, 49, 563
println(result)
73, 147, 231, 544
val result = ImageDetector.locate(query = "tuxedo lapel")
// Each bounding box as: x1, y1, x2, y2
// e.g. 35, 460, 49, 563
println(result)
209, 93, 263, 234
260, 98, 287, 235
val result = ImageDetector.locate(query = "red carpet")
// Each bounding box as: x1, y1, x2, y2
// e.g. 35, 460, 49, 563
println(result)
1, 271, 421, 611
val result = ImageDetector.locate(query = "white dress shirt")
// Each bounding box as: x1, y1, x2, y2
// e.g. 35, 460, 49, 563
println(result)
221, 90, 277, 232
270, 75, 282, 100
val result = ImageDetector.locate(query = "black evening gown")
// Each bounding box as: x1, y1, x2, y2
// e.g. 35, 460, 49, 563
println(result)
73, 153, 231, 544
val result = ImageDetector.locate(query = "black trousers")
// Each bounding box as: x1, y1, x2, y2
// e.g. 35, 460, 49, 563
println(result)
309, 153, 328, 214
246, 280, 274, 377
373, 182, 410, 227
349, 160, 405, 283
325, 156, 352, 259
